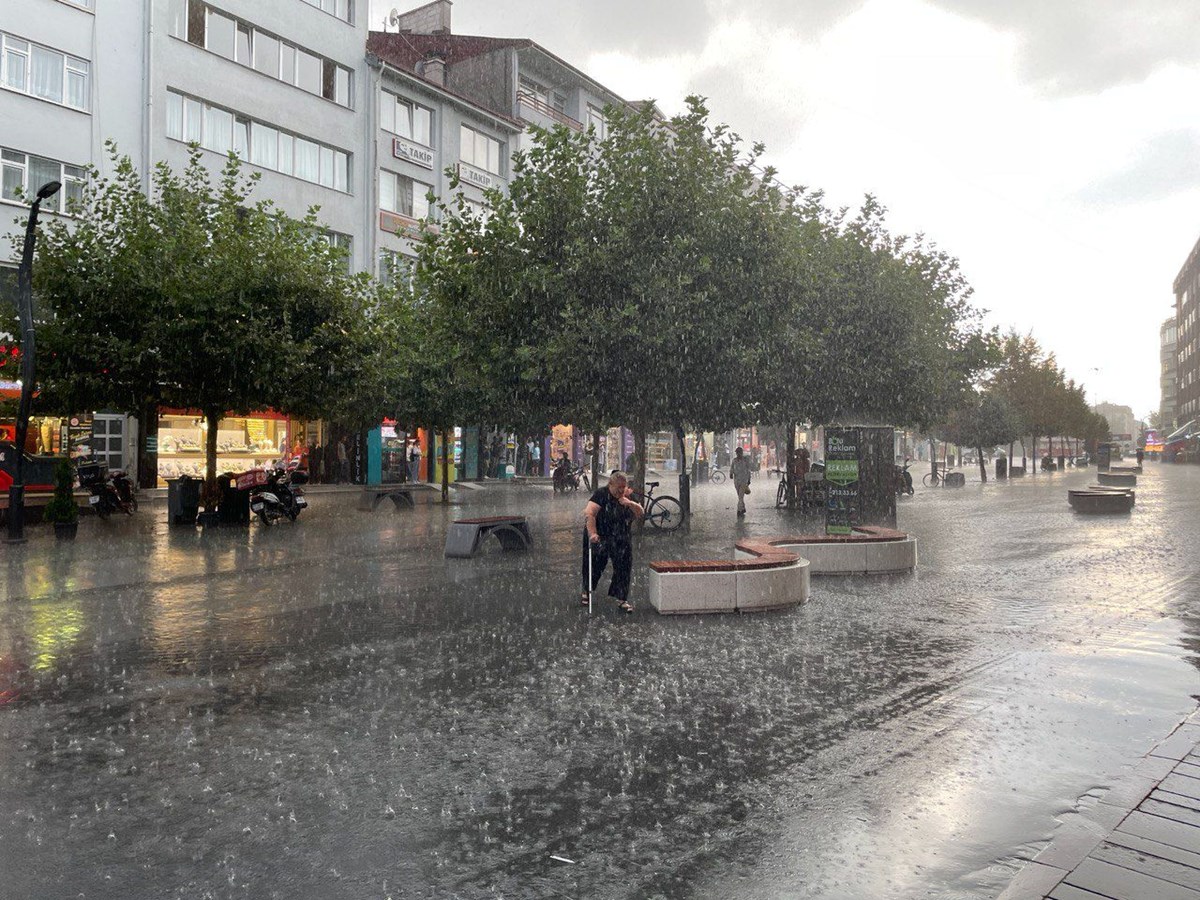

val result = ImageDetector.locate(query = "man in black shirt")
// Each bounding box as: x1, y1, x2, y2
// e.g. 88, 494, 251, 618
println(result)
581, 471, 644, 613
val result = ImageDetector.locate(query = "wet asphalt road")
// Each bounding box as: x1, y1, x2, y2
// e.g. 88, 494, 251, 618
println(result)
1, 464, 1198, 899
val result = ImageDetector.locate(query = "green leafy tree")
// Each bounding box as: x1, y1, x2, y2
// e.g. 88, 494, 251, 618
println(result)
32, 146, 369, 507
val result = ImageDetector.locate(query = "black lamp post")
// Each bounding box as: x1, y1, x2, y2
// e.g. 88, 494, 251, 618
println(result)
7, 180, 61, 544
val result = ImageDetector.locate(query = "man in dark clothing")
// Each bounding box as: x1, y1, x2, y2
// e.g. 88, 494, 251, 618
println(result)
581, 471, 644, 613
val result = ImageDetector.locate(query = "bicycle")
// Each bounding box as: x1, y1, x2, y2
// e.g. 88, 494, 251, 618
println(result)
629, 480, 685, 532
709, 466, 727, 485
921, 464, 955, 488
771, 468, 793, 509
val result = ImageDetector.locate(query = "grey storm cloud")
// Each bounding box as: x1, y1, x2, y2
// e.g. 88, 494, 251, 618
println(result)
1075, 130, 1200, 207
926, 0, 1200, 95
381, 0, 1200, 97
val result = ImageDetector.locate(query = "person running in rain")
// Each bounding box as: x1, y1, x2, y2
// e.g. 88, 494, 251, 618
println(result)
581, 471, 644, 614
731, 446, 752, 517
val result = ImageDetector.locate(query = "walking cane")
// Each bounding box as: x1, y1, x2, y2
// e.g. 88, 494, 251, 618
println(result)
587, 534, 594, 616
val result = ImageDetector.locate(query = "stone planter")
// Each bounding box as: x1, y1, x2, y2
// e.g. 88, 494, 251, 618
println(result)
54, 521, 78, 541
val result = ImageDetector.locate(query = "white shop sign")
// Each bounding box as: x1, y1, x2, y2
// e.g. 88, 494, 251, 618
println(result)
393, 137, 434, 170
457, 162, 503, 192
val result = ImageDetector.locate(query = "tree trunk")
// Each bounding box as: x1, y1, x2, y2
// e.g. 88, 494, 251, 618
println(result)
441, 427, 450, 503
137, 400, 159, 490
977, 446, 987, 483
1032, 436, 1038, 473
786, 423, 797, 510
929, 438, 937, 481
204, 406, 220, 512
675, 423, 690, 529
591, 429, 601, 490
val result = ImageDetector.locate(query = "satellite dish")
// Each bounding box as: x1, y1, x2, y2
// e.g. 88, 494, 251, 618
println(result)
386, 8, 401, 30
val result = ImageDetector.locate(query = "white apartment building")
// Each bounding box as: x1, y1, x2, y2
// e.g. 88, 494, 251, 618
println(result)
1, 0, 373, 477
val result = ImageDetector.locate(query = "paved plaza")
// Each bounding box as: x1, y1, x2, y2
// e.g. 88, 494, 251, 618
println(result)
2, 465, 1200, 898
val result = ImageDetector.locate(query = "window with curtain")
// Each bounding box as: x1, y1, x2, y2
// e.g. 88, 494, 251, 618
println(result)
294, 138, 319, 182
1, 34, 88, 110
0, 148, 86, 214
3, 37, 29, 92
381, 171, 431, 219
167, 91, 184, 140
166, 91, 350, 191
382, 93, 433, 146
203, 105, 233, 153
460, 125, 502, 175
31, 45, 65, 103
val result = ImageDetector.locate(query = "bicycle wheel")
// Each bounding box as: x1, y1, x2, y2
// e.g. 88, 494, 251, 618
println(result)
921, 472, 939, 487
710, 469, 726, 485
776, 480, 787, 509
646, 495, 684, 531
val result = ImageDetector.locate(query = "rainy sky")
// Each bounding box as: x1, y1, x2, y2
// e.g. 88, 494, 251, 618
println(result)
371, 0, 1200, 419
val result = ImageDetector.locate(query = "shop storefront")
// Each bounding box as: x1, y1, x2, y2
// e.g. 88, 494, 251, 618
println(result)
0, 409, 132, 473
156, 409, 319, 486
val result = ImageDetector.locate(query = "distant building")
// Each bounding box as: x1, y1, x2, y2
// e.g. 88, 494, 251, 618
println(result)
1161, 316, 1178, 430
1173, 233, 1200, 424
1093, 402, 1137, 441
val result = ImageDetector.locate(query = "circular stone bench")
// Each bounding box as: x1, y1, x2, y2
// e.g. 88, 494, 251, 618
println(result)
1096, 471, 1137, 487
1068, 488, 1134, 514
648, 541, 809, 616
755, 526, 918, 577
648, 527, 916, 616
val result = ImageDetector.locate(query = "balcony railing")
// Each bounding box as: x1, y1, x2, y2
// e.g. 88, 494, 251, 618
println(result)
517, 91, 583, 132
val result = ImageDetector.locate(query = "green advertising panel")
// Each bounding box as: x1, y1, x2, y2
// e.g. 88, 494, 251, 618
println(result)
825, 429, 859, 535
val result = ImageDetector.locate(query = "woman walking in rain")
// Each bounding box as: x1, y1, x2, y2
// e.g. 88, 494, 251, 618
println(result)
731, 446, 752, 517
581, 471, 644, 613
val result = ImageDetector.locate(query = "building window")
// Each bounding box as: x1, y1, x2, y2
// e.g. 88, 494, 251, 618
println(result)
380, 92, 433, 146
587, 105, 607, 139
459, 125, 502, 175
380, 171, 431, 220
300, 0, 353, 24
0, 148, 86, 214
167, 90, 351, 192
170, 1, 353, 108
0, 33, 89, 111
378, 250, 413, 290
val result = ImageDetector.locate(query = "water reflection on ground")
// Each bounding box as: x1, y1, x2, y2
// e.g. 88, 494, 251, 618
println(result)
1, 465, 1198, 898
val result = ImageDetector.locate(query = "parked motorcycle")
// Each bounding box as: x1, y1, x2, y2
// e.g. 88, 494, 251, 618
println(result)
77, 460, 137, 518
895, 458, 915, 496
250, 463, 308, 525
552, 459, 591, 493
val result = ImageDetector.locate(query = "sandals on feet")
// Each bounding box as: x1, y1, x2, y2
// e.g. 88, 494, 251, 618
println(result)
580, 593, 591, 606
616, 600, 634, 614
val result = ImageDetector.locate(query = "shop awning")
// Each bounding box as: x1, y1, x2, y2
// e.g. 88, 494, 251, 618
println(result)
1166, 420, 1196, 443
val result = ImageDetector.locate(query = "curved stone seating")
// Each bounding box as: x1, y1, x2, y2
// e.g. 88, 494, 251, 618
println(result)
760, 526, 918, 576
1110, 465, 1143, 475
648, 540, 809, 616
1097, 471, 1137, 487
648, 526, 916, 616
1068, 489, 1134, 514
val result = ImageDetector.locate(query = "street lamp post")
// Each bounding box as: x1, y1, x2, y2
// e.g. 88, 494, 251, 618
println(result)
6, 180, 61, 544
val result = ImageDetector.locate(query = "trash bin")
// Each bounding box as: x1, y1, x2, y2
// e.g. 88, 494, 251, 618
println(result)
695, 460, 709, 483
218, 473, 251, 526
167, 476, 201, 526
996, 457, 1008, 480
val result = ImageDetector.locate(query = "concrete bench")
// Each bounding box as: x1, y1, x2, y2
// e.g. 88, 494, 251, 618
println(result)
648, 526, 917, 615
358, 483, 434, 512
1069, 488, 1134, 514
1096, 471, 1137, 487
649, 538, 809, 615
765, 526, 918, 576
444, 516, 532, 558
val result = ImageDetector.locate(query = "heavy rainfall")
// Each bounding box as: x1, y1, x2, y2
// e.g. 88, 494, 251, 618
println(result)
1, 1, 1197, 899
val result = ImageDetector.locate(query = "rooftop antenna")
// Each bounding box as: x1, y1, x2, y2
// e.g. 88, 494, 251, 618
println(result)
386, 8, 401, 31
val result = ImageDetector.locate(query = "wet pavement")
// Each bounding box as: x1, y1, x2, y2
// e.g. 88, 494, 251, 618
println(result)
2, 464, 1199, 899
